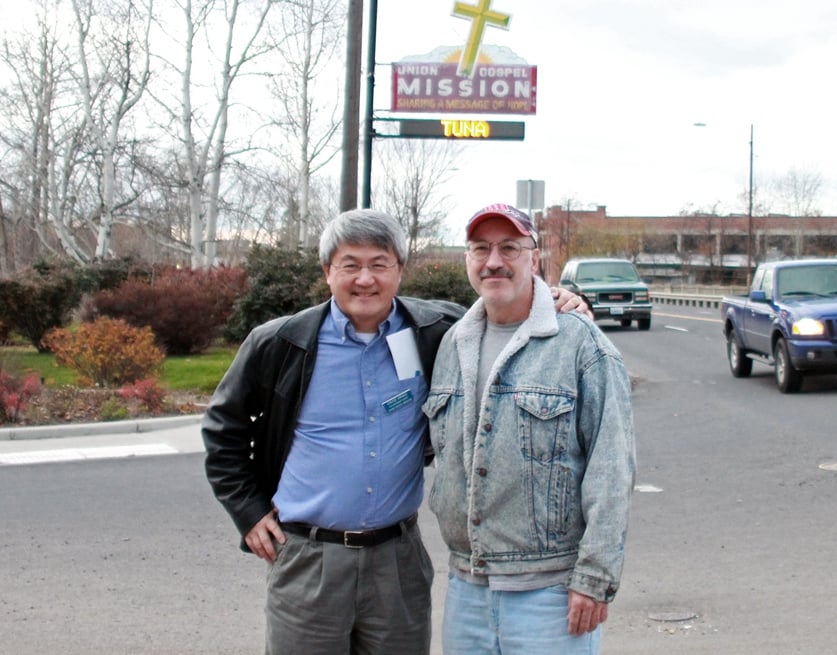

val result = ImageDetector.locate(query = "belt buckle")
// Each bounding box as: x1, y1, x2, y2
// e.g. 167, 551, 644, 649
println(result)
343, 530, 365, 549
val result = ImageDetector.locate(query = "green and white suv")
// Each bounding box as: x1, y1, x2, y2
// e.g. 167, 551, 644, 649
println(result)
559, 258, 652, 330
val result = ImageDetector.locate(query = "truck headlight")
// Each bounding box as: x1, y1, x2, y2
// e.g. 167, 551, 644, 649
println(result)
792, 318, 825, 336
635, 291, 649, 301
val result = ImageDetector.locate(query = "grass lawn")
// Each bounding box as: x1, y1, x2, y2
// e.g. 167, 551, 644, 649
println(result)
163, 347, 237, 393
1, 344, 237, 393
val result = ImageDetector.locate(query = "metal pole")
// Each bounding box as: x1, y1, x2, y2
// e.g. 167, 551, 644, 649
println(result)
361, 0, 378, 209
526, 180, 543, 277
527, 179, 534, 232
339, 0, 363, 212
747, 124, 754, 286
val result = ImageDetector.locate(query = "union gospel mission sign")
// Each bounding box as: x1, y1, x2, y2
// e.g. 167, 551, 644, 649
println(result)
391, 1, 537, 116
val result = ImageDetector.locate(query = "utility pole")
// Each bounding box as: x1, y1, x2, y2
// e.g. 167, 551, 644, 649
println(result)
340, 0, 363, 212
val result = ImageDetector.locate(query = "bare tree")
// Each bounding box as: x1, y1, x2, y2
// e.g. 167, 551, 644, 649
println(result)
772, 167, 824, 256
772, 167, 823, 217
2, 0, 352, 270
0, 2, 89, 265
71, 0, 153, 260
167, 0, 276, 268
0, 187, 12, 274
265, 0, 344, 249
215, 160, 291, 250
374, 139, 461, 257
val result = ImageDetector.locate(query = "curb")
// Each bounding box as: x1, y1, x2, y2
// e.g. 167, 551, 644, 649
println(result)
0, 414, 204, 442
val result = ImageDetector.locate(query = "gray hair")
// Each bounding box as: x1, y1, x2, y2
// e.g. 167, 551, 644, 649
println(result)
319, 209, 408, 266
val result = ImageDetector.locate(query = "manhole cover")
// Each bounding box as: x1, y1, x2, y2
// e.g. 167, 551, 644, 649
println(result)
648, 611, 697, 622
819, 462, 837, 472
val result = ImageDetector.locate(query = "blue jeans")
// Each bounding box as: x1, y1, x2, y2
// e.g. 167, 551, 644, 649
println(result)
442, 575, 601, 655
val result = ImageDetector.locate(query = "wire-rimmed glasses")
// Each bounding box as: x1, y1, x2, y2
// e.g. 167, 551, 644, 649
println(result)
467, 240, 535, 261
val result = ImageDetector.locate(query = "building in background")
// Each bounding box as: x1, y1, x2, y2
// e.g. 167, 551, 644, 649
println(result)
538, 205, 837, 286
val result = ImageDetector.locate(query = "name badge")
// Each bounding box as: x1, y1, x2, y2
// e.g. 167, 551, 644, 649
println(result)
383, 389, 414, 414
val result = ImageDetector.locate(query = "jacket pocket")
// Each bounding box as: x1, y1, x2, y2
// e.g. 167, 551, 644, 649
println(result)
515, 391, 574, 463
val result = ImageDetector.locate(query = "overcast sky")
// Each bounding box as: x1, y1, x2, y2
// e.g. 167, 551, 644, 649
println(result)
372, 0, 837, 238
3, 0, 836, 242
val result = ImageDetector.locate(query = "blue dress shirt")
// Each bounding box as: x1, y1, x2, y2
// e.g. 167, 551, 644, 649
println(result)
273, 299, 428, 530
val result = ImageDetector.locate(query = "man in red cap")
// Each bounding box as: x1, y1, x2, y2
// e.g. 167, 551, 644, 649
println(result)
424, 203, 636, 654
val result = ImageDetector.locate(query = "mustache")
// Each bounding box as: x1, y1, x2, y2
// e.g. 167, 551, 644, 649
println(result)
479, 268, 513, 280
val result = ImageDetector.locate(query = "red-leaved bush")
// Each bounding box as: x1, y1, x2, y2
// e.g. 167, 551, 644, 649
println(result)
118, 378, 166, 414
0, 369, 42, 423
87, 266, 247, 355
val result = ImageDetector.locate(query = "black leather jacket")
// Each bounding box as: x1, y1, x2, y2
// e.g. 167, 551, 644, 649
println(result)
201, 297, 464, 547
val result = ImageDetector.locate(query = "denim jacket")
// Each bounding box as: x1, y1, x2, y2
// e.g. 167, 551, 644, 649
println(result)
422, 278, 636, 602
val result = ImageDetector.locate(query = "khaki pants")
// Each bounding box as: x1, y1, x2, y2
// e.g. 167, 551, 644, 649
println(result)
265, 522, 433, 655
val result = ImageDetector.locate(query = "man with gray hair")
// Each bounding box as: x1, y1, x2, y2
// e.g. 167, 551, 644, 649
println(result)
202, 208, 587, 655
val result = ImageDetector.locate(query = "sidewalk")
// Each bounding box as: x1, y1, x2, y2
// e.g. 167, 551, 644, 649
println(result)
0, 414, 205, 464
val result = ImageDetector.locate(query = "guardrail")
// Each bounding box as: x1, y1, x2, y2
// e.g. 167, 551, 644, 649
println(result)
648, 285, 746, 310
650, 291, 725, 309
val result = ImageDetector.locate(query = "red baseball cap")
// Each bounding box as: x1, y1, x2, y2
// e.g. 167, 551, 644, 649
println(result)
466, 203, 538, 244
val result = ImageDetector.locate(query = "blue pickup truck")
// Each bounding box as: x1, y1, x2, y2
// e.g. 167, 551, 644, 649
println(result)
720, 259, 837, 392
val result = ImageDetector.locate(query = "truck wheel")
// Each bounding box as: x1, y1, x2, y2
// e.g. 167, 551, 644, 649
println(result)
637, 317, 651, 331
620, 318, 632, 328
774, 338, 802, 393
727, 329, 752, 377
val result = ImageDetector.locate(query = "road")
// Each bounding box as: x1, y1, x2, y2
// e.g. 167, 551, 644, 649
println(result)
603, 306, 837, 654
2, 304, 836, 654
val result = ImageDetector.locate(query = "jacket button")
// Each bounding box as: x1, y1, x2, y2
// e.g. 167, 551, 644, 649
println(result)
476, 559, 486, 568
483, 423, 492, 432
472, 517, 481, 526
477, 468, 487, 477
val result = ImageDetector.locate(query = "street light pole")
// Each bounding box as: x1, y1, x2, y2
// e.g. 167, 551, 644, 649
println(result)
747, 124, 754, 287
693, 121, 756, 286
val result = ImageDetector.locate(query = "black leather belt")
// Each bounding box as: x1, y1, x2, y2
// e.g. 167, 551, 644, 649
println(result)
281, 514, 418, 549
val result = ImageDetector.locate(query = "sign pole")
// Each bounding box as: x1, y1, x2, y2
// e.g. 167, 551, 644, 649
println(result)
361, 0, 378, 209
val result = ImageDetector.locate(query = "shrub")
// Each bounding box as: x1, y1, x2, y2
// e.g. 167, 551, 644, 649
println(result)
99, 397, 131, 422
89, 266, 248, 355
0, 369, 42, 423
42, 317, 165, 387
400, 260, 477, 307
76, 256, 153, 294
118, 378, 166, 414
224, 246, 325, 343
0, 263, 80, 351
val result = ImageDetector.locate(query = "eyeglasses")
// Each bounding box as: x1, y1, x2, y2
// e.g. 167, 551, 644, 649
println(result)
330, 261, 400, 276
467, 240, 536, 261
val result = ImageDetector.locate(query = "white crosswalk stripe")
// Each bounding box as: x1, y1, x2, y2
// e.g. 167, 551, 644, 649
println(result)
0, 443, 179, 465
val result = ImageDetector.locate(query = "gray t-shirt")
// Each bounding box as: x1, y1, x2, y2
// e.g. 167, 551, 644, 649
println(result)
476, 319, 521, 404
